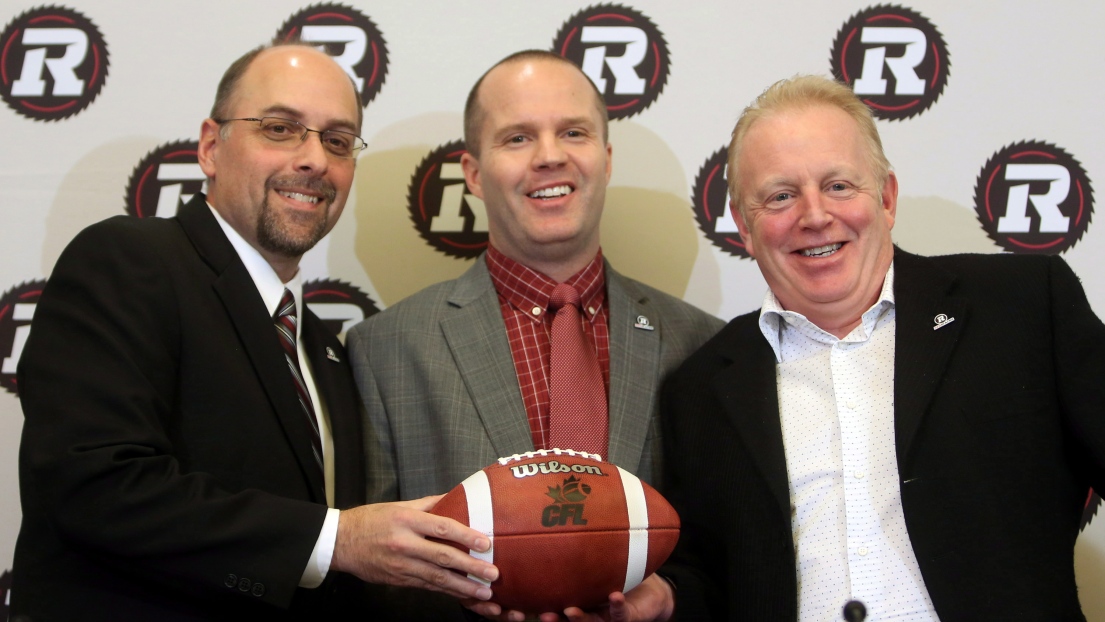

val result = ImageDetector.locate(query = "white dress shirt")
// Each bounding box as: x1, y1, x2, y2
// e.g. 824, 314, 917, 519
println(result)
209, 204, 339, 589
758, 264, 939, 621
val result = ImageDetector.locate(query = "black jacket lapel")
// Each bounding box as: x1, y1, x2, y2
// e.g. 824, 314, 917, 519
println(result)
892, 248, 969, 464
177, 195, 327, 502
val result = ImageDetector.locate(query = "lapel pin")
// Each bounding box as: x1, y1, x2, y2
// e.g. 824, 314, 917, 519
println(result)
634, 315, 655, 331
326, 347, 341, 362
932, 313, 955, 331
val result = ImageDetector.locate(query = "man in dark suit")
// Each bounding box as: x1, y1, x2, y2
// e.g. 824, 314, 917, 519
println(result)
346, 51, 722, 621
11, 42, 498, 620
643, 75, 1105, 621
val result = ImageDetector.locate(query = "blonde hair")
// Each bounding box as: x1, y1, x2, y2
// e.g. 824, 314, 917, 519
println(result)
726, 75, 890, 216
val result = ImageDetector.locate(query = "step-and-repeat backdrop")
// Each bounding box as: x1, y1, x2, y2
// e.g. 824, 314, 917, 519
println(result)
2, 1, 1103, 616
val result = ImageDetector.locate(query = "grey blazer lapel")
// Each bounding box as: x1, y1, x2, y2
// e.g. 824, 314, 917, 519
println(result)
439, 258, 534, 458
605, 266, 661, 470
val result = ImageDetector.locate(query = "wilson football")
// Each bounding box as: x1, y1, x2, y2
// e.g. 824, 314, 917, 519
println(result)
430, 448, 680, 613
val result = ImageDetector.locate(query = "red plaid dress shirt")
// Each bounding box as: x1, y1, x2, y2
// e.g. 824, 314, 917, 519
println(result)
485, 245, 610, 451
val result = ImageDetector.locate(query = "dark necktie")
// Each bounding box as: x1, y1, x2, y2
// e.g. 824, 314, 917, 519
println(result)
274, 288, 324, 476
547, 283, 608, 456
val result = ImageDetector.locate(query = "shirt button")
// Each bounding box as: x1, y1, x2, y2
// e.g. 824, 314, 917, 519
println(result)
858, 547, 869, 556
587, 306, 596, 315
846, 400, 857, 409
531, 306, 541, 316
854, 470, 865, 479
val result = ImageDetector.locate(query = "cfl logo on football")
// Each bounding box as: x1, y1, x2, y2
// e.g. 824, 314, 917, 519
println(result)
511, 461, 605, 479
542, 504, 588, 527
11, 27, 89, 97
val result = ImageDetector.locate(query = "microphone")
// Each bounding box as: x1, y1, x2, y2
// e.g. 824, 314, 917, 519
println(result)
842, 600, 867, 622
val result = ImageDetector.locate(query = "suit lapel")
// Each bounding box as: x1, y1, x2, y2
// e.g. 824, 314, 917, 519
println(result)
892, 249, 969, 463
440, 259, 534, 458
605, 266, 660, 469
177, 195, 327, 502
302, 313, 364, 509
713, 317, 792, 524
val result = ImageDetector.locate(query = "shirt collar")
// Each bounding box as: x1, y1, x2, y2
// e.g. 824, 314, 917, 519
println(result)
207, 202, 304, 323
485, 245, 606, 322
758, 262, 896, 362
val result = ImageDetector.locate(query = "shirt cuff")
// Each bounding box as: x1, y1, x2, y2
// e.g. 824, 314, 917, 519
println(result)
299, 507, 340, 588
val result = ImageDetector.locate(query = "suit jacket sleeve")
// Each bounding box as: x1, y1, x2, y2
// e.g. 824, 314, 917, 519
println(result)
17, 218, 326, 608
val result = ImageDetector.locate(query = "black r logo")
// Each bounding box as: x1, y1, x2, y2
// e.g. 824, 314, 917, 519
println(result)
124, 141, 203, 218
552, 4, 670, 120
974, 141, 1094, 254
407, 140, 488, 259
830, 4, 950, 121
1, 5, 110, 121
691, 147, 751, 259
0, 280, 47, 396
276, 3, 389, 107
303, 279, 380, 341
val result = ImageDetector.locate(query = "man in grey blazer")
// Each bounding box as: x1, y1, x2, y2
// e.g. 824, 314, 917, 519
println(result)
346, 50, 722, 619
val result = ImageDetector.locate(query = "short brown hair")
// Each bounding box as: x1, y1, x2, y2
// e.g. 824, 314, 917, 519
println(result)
727, 75, 890, 216
463, 50, 608, 156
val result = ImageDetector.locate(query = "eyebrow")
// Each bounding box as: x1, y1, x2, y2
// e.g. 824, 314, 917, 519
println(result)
491, 116, 598, 140
260, 104, 358, 134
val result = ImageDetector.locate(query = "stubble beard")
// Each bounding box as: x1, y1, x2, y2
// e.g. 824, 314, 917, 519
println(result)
256, 175, 339, 258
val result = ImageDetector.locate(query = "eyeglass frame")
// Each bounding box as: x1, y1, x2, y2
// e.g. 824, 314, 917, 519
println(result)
214, 116, 366, 159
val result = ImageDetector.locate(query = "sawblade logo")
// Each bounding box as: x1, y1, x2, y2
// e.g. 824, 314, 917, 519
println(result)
0, 280, 46, 396
303, 279, 380, 341
276, 3, 389, 107
1, 5, 109, 121
407, 140, 488, 259
1083, 490, 1101, 532
974, 141, 1094, 254
124, 140, 204, 218
552, 4, 670, 120
830, 4, 949, 121
691, 147, 750, 259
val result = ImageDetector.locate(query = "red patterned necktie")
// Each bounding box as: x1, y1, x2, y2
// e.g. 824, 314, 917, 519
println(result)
547, 283, 608, 456
274, 288, 324, 476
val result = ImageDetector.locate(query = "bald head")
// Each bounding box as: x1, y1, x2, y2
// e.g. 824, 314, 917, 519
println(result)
463, 50, 608, 156
211, 41, 363, 133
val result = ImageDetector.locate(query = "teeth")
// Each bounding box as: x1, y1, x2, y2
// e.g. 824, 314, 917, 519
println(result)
279, 191, 319, 204
528, 185, 572, 199
800, 243, 842, 257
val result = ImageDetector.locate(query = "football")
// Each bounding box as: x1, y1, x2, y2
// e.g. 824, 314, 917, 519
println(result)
430, 448, 680, 613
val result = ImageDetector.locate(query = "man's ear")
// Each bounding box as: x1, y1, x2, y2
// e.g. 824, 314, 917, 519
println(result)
881, 170, 899, 231
460, 151, 483, 199
733, 198, 756, 258
197, 118, 220, 179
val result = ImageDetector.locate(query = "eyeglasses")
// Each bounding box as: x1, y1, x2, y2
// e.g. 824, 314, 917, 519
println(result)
215, 117, 366, 159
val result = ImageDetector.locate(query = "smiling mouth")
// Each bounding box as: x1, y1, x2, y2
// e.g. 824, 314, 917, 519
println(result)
800, 243, 843, 257
277, 190, 321, 205
528, 185, 573, 199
